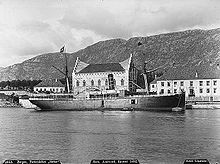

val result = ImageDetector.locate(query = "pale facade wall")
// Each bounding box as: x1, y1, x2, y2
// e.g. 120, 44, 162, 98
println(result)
150, 79, 220, 100
34, 87, 65, 93
72, 71, 129, 95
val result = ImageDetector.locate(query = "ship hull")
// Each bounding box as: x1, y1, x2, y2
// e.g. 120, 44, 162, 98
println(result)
29, 93, 185, 111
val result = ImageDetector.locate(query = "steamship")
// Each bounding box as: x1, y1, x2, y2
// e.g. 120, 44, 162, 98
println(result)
29, 51, 185, 111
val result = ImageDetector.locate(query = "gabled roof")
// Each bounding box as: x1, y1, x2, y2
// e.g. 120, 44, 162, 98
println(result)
74, 54, 132, 74
35, 79, 65, 87
78, 63, 125, 73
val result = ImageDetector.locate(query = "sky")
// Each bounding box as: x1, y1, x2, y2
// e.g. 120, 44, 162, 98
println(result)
0, 0, 220, 67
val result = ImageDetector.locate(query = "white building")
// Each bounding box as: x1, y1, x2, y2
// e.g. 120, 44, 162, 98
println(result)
150, 78, 220, 101
72, 54, 138, 97
34, 79, 65, 93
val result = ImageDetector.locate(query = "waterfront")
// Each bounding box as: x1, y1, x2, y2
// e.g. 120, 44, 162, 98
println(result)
0, 108, 220, 164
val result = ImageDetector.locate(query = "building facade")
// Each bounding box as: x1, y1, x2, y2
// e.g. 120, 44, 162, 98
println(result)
150, 78, 220, 101
72, 54, 138, 97
34, 79, 65, 93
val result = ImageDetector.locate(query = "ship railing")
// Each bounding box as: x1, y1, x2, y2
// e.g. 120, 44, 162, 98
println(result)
127, 93, 181, 97
29, 94, 76, 100
88, 96, 118, 100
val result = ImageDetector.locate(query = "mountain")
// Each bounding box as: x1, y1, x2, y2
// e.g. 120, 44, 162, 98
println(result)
1, 28, 220, 82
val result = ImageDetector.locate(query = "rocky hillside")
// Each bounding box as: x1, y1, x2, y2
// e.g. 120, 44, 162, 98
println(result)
1, 28, 220, 81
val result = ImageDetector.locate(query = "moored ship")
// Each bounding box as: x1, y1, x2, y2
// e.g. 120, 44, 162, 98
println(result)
29, 48, 185, 111
29, 92, 185, 111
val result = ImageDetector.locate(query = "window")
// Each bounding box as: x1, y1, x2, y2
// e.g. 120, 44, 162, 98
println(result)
168, 90, 171, 94
213, 80, 217, 86
180, 81, 184, 86
207, 88, 210, 93
160, 89, 164, 94
83, 80, 86, 86
36, 88, 38, 91
174, 89, 177, 93
214, 88, 217, 93
105, 79, 108, 86
91, 80, 94, 86
190, 81, 193, 87
174, 82, 177, 87
98, 79, 101, 86
121, 79, 124, 86
199, 88, 203, 93
161, 82, 164, 87
189, 89, 195, 96
206, 81, 210, 86
152, 84, 154, 88
199, 81, 203, 86
131, 99, 136, 104
76, 80, 79, 87
167, 82, 170, 87
108, 74, 115, 90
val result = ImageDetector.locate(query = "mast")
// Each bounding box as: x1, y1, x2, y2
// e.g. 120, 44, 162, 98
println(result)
60, 46, 70, 93
142, 61, 149, 94
143, 61, 163, 94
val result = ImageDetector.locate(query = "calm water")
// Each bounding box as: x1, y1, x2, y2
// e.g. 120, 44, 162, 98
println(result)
0, 108, 220, 164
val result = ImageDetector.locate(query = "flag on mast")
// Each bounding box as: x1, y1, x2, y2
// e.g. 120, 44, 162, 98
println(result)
60, 46, 65, 53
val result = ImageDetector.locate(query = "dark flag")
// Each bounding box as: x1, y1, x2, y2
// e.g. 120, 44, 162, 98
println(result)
60, 46, 65, 53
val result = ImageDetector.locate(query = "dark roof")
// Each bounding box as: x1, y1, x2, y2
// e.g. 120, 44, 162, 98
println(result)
78, 63, 125, 73
35, 79, 65, 87
156, 68, 220, 81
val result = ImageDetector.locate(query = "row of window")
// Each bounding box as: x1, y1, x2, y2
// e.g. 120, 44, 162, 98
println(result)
159, 88, 217, 94
199, 88, 217, 93
35, 88, 63, 92
76, 79, 125, 87
160, 80, 218, 87
160, 89, 178, 94
76, 72, 124, 77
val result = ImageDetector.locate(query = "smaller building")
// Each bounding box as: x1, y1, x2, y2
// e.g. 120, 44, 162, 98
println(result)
34, 79, 65, 93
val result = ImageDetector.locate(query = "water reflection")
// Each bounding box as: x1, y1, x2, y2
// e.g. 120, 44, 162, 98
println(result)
0, 109, 220, 164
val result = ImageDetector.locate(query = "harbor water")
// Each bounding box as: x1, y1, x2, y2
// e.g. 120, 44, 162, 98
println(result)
0, 108, 220, 164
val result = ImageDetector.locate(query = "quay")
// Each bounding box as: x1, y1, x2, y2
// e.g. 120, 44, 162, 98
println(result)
186, 101, 220, 109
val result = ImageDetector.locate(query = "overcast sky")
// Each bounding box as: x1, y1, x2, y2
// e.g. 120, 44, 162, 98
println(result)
0, 0, 220, 67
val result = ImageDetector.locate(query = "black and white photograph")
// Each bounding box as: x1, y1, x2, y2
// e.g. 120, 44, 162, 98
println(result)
0, 0, 220, 163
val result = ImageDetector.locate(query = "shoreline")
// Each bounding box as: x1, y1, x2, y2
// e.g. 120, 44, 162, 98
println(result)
0, 100, 22, 108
